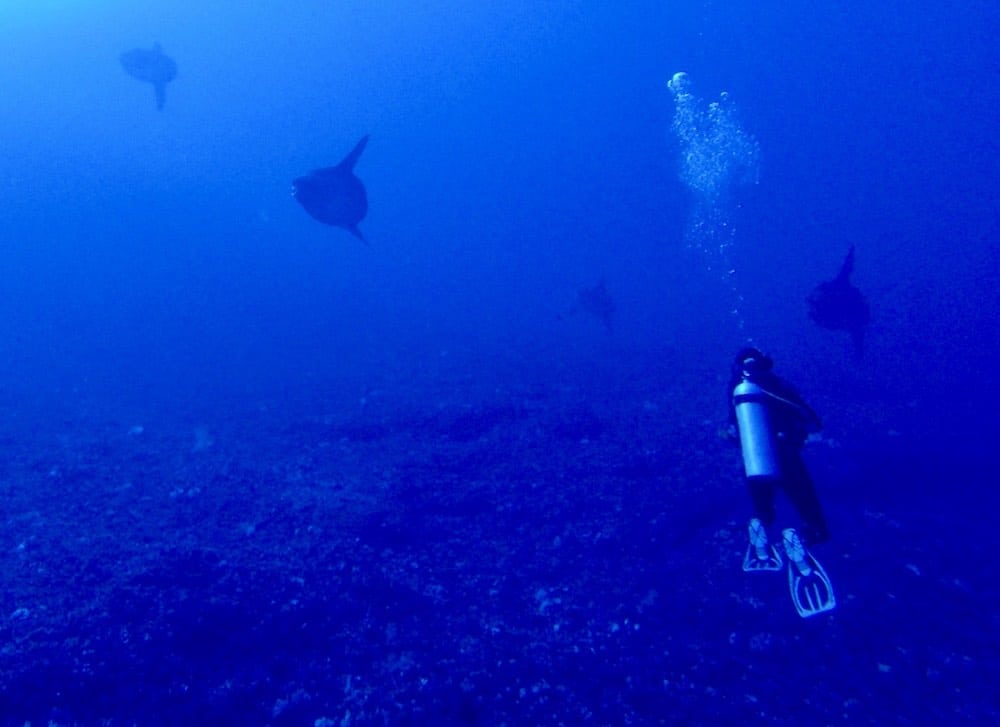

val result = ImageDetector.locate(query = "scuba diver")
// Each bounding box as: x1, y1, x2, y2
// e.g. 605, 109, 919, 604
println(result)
728, 346, 836, 618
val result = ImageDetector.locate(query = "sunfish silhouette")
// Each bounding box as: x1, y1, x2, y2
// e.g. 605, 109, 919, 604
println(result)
292, 136, 369, 242
808, 245, 870, 353
120, 43, 177, 110
559, 278, 615, 331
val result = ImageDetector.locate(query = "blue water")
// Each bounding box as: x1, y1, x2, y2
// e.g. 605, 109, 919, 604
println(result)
1, 2, 997, 724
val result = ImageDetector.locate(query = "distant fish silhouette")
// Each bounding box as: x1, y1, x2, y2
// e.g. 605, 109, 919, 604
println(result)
120, 43, 177, 110
808, 245, 870, 353
292, 136, 370, 242
559, 278, 615, 331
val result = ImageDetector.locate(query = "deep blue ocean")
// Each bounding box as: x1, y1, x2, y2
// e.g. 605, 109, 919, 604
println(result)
1, 2, 998, 724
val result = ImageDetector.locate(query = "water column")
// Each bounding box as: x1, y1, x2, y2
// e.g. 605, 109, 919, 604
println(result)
667, 72, 760, 331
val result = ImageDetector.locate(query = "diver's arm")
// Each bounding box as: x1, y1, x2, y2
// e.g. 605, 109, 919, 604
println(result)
798, 400, 822, 433
760, 380, 822, 433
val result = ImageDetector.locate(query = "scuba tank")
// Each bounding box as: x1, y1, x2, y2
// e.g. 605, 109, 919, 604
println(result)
732, 379, 781, 478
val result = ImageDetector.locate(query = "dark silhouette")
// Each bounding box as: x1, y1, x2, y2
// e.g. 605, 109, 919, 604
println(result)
808, 245, 870, 353
292, 136, 370, 242
567, 278, 615, 331
120, 43, 178, 110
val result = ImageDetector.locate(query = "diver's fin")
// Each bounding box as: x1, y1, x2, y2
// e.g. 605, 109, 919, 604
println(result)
782, 528, 836, 618
742, 518, 782, 572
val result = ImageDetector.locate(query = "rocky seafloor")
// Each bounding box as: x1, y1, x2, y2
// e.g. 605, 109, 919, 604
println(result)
0, 361, 996, 726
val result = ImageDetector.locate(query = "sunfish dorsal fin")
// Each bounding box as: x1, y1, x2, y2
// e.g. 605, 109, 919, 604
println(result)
337, 135, 369, 172
835, 245, 855, 284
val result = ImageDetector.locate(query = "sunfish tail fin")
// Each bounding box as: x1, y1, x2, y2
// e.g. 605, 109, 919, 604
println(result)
348, 225, 368, 244
154, 81, 167, 110
850, 325, 865, 357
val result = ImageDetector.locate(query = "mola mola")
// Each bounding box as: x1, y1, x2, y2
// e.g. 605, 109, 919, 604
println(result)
292, 136, 370, 242
558, 278, 615, 331
808, 245, 870, 353
120, 43, 177, 110
579, 278, 616, 331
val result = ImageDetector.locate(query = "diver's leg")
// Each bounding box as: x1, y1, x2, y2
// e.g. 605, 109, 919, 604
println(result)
743, 476, 783, 571
747, 475, 777, 529
781, 456, 830, 545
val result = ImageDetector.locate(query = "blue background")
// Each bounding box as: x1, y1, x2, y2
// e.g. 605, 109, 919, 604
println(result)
0, 2, 997, 724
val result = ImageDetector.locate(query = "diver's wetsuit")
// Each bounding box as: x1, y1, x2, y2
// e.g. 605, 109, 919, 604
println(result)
728, 368, 830, 545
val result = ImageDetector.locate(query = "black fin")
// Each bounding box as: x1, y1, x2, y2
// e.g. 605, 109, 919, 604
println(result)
348, 225, 368, 244
154, 81, 166, 110
338, 135, 369, 171
850, 325, 865, 356
835, 245, 855, 283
